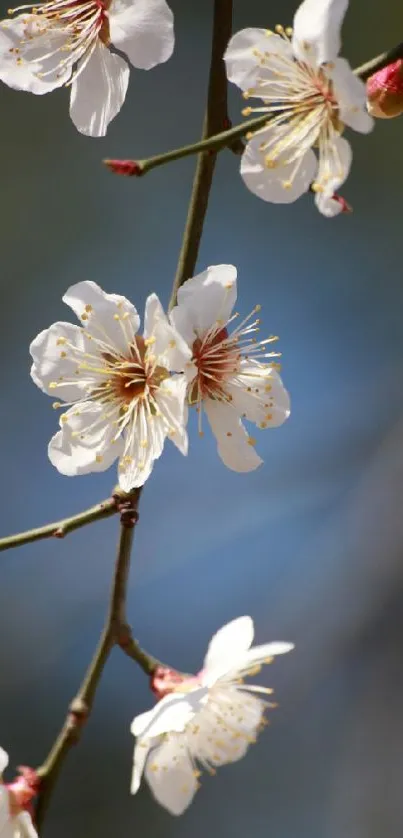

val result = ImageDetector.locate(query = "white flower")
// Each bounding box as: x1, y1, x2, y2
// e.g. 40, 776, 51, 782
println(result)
0, 749, 38, 838
131, 616, 294, 815
30, 281, 191, 490
170, 264, 290, 473
224, 0, 373, 214
0, 0, 174, 136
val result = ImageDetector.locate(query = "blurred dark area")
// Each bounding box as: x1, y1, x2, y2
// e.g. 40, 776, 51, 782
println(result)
0, 0, 403, 835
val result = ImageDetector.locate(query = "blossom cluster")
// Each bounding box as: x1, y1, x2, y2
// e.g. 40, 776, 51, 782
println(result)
0, 0, 401, 829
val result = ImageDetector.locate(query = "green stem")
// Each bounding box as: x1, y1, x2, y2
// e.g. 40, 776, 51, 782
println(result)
0, 496, 118, 552
168, 0, 234, 310
104, 40, 403, 185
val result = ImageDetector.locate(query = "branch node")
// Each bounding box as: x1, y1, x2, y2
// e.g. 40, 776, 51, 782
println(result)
104, 159, 143, 177
53, 527, 66, 539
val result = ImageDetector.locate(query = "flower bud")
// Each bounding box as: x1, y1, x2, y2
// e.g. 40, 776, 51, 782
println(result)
367, 59, 403, 119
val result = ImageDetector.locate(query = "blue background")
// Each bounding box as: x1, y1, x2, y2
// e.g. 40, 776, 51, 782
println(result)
1, 0, 403, 835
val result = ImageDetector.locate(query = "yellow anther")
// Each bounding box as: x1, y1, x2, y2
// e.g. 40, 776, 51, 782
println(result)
95, 454, 103, 463
285, 26, 293, 36
247, 436, 257, 446
52, 402, 62, 409
242, 106, 252, 116
265, 384, 272, 393
144, 336, 156, 346
275, 24, 284, 34
282, 180, 292, 190
60, 351, 67, 358
255, 304, 262, 312
226, 431, 232, 437
60, 414, 68, 424
140, 440, 148, 448
49, 382, 58, 389
81, 313, 88, 321
113, 313, 120, 320
260, 422, 268, 429
84, 304, 92, 313
56, 337, 66, 345
266, 413, 273, 421
169, 339, 176, 349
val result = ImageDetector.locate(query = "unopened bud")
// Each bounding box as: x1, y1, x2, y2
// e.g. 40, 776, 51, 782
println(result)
367, 59, 403, 119
7, 766, 39, 816
104, 159, 143, 176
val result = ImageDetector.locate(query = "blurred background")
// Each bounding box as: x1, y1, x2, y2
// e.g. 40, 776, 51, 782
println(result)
0, 0, 403, 835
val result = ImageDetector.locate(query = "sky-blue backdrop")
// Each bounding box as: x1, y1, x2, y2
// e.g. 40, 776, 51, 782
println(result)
1, 1, 403, 836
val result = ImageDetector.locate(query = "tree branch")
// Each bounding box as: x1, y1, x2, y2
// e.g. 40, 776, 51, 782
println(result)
34, 489, 160, 831
104, 40, 403, 185
0, 496, 119, 553
168, 0, 234, 310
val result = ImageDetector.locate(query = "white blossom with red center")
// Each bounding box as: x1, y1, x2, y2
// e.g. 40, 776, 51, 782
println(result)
131, 616, 294, 815
30, 280, 191, 490
170, 264, 290, 472
224, 0, 373, 214
0, 0, 174, 136
0, 749, 38, 838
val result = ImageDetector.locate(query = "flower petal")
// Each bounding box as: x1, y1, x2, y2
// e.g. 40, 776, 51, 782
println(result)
131, 738, 152, 795
0, 16, 70, 93
203, 616, 254, 678
109, 0, 174, 70
155, 375, 188, 452
224, 28, 292, 92
292, 0, 349, 65
48, 401, 123, 476
315, 191, 343, 216
243, 641, 295, 666
0, 748, 8, 775
241, 135, 317, 204
144, 293, 191, 371
204, 398, 263, 472
0, 787, 13, 838
329, 57, 374, 133
171, 265, 237, 338
131, 690, 207, 739
316, 134, 352, 201
228, 365, 290, 428
62, 280, 140, 353
69, 41, 129, 137
144, 734, 198, 815
14, 812, 39, 838
30, 321, 92, 402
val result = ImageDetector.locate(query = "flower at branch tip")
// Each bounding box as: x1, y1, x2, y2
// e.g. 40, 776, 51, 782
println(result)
170, 265, 290, 472
0, 748, 38, 838
131, 616, 294, 815
30, 281, 191, 490
0, 0, 174, 136
224, 0, 373, 216
367, 60, 403, 119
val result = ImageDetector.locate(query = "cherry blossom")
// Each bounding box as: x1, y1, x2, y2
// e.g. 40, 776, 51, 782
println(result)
224, 0, 373, 214
131, 616, 293, 815
0, 749, 38, 838
0, 0, 174, 136
30, 281, 190, 490
170, 265, 290, 472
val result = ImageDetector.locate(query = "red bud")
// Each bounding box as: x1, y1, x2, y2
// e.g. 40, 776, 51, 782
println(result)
367, 59, 403, 119
104, 159, 142, 176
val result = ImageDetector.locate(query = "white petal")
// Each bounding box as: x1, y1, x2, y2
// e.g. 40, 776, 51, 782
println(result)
172, 265, 237, 338
154, 375, 188, 451
30, 322, 91, 402
69, 41, 129, 137
204, 398, 263, 472
203, 616, 254, 679
241, 135, 317, 204
48, 401, 123, 476
228, 365, 290, 428
109, 0, 174, 70
145, 734, 197, 815
316, 134, 351, 201
144, 294, 191, 371
292, 0, 349, 65
62, 280, 140, 353
0, 787, 13, 838
315, 191, 343, 216
329, 57, 373, 133
131, 738, 152, 795
0, 16, 70, 94
13, 812, 38, 838
131, 690, 206, 739
224, 28, 292, 92
0, 749, 8, 775
244, 641, 295, 665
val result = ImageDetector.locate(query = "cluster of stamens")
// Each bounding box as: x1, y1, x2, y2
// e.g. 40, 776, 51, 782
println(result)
188, 303, 280, 438
48, 302, 174, 470
242, 24, 346, 193
5, 0, 110, 84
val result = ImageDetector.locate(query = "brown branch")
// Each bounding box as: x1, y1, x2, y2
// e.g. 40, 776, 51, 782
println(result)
34, 489, 161, 831
168, 0, 234, 310
0, 496, 119, 552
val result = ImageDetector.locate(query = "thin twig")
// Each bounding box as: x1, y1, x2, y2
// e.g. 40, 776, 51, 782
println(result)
168, 0, 234, 310
104, 40, 403, 185
0, 496, 119, 552
34, 489, 161, 830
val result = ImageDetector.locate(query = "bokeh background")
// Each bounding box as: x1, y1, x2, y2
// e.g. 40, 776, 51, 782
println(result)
1, 0, 403, 835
